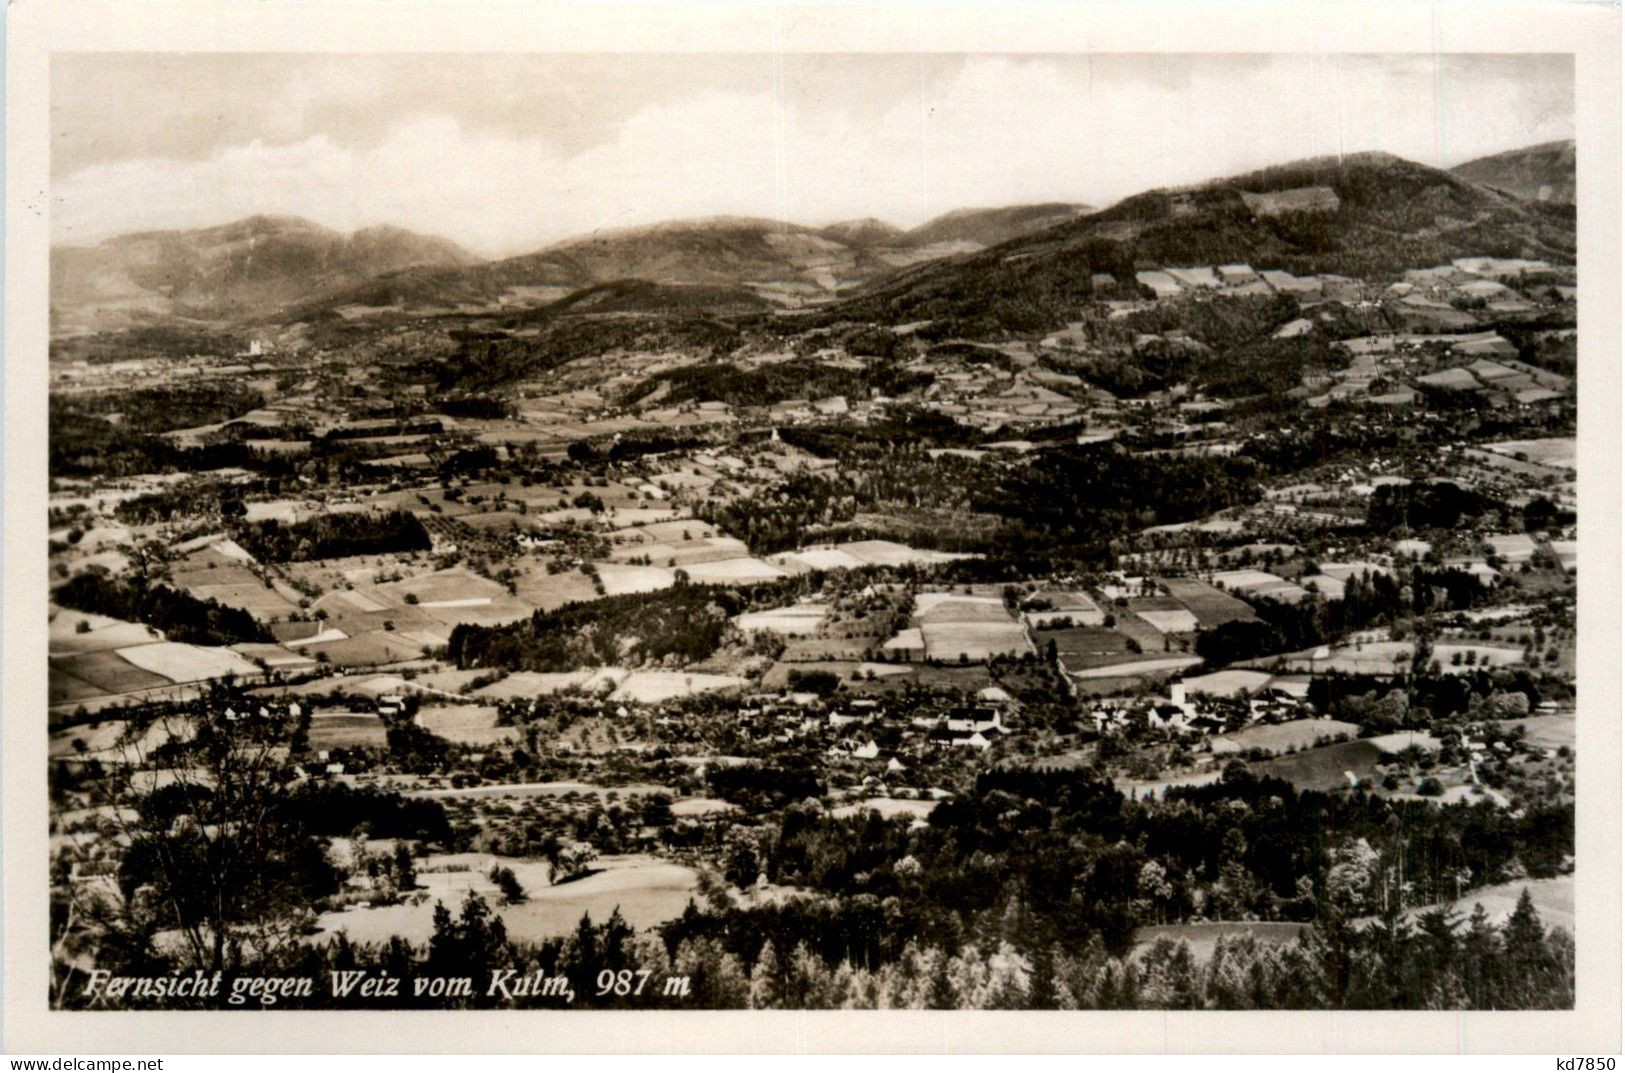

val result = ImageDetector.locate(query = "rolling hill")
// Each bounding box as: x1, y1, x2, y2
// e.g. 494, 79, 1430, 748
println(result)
819, 218, 907, 246
294, 216, 907, 319
51, 215, 476, 331
1451, 139, 1576, 205
55, 201, 1116, 331
52, 150, 1577, 336
903, 202, 1094, 247
829, 151, 1578, 336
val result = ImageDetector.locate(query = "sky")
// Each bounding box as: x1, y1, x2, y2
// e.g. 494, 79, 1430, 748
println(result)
51, 52, 1574, 258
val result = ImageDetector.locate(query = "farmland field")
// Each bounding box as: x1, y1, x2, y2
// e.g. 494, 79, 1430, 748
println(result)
837, 540, 972, 568
377, 569, 507, 607
1049, 626, 1133, 668
1071, 655, 1202, 680
1365, 730, 1442, 754
302, 630, 429, 667
1133, 607, 1200, 634
679, 557, 786, 584
916, 593, 1011, 623
230, 643, 316, 671
1483, 438, 1577, 469
1254, 740, 1385, 790
48, 619, 160, 656
49, 668, 109, 705
1498, 715, 1577, 750
50, 650, 175, 694
414, 705, 514, 746
769, 547, 869, 573
170, 564, 262, 590
609, 671, 749, 704
307, 713, 390, 750
669, 797, 738, 818
1210, 719, 1359, 756
117, 640, 264, 682
1024, 589, 1104, 627
512, 568, 600, 611
830, 797, 939, 820
313, 853, 699, 946
469, 670, 600, 700
920, 622, 1031, 662
1178, 669, 1273, 696
1273, 640, 1413, 675
734, 603, 829, 635
188, 582, 299, 620
594, 563, 676, 596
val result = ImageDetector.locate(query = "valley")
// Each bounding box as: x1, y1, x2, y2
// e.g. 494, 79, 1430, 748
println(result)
48, 142, 1580, 1011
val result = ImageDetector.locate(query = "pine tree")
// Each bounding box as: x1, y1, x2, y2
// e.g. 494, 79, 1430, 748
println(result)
1461, 903, 1500, 1008
1501, 888, 1550, 1007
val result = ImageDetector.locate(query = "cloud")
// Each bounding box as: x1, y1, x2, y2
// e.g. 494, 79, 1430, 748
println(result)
52, 54, 1573, 257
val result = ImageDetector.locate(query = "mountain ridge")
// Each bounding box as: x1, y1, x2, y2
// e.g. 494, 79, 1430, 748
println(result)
50, 144, 1575, 333
1451, 139, 1576, 205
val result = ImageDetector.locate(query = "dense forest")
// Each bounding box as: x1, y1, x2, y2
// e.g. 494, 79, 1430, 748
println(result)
422, 316, 743, 392
54, 885, 1572, 1010
56, 753, 1574, 1011
977, 444, 1261, 553
445, 579, 799, 671
53, 571, 270, 646
233, 510, 431, 563
622, 357, 932, 409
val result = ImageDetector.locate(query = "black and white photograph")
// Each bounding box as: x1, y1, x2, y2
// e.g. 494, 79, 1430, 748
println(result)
5, 0, 1620, 1055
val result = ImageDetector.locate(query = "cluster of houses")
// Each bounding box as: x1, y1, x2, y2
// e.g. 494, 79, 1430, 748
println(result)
1088, 680, 1313, 737
734, 688, 1019, 765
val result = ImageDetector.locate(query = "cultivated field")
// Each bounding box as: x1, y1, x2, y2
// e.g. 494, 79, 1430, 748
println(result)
48, 612, 158, 655
1071, 655, 1202, 680
313, 852, 700, 946
1365, 731, 1443, 754
474, 671, 596, 700
1498, 715, 1577, 751
734, 603, 829, 635
1483, 438, 1576, 469
51, 650, 174, 694
187, 582, 299, 620
116, 641, 262, 683
307, 712, 390, 750
609, 671, 750, 704
679, 557, 786, 584
594, 563, 676, 596
1178, 669, 1273, 696
830, 797, 939, 820
1253, 740, 1385, 791
414, 705, 515, 746
1210, 719, 1359, 756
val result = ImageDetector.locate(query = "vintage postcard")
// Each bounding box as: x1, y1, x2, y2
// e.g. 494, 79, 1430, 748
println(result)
4, 0, 1620, 1055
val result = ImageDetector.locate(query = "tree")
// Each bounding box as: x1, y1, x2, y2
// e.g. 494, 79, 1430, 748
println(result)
87, 686, 337, 976
489, 864, 526, 904
425, 891, 510, 1006
392, 842, 417, 894
547, 841, 598, 885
